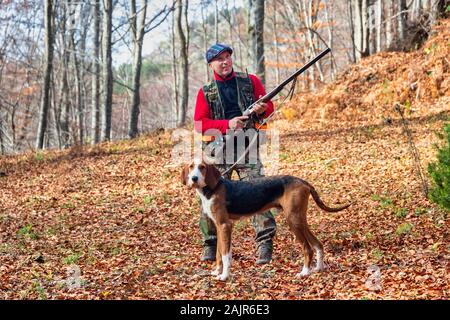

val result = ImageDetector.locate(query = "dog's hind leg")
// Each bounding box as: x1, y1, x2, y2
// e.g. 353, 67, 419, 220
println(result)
304, 228, 324, 272
283, 186, 315, 277
286, 213, 314, 277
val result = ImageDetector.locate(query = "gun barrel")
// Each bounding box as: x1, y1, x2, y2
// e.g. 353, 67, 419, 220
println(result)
243, 47, 331, 116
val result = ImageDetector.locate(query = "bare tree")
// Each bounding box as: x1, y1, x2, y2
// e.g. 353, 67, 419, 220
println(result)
36, 0, 54, 149
201, 1, 209, 82
101, 0, 113, 142
249, 0, 266, 85
128, 1, 173, 138
385, 0, 394, 49
128, 0, 148, 139
271, 1, 280, 84
397, 0, 407, 42
214, 0, 219, 43
57, 0, 71, 148
91, 0, 101, 144
361, 0, 370, 57
171, 8, 180, 126
175, 0, 189, 127
376, 0, 383, 52
325, 0, 336, 80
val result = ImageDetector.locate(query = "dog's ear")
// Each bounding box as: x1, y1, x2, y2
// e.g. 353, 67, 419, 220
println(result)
181, 165, 189, 185
205, 163, 221, 189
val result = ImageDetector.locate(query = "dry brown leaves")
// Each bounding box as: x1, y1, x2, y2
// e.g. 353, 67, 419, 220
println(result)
0, 21, 449, 300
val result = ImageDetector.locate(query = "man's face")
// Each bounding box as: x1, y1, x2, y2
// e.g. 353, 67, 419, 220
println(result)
208, 51, 233, 78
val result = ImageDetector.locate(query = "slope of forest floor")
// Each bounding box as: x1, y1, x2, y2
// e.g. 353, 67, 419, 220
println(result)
0, 20, 449, 299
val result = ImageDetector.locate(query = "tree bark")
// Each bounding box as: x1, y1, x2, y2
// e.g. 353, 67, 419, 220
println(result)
325, 0, 336, 80
386, 0, 394, 49
361, 0, 370, 57
171, 8, 179, 127
214, 0, 219, 43
128, 0, 147, 139
272, 1, 280, 84
91, 0, 100, 144
348, 0, 357, 62
101, 0, 113, 141
249, 0, 265, 85
353, 0, 363, 61
201, 1, 209, 83
176, 0, 189, 127
398, 0, 407, 42
36, 0, 54, 149
59, 0, 71, 148
376, 0, 383, 52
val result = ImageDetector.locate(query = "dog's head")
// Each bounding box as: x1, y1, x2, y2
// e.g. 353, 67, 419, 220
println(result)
181, 160, 221, 189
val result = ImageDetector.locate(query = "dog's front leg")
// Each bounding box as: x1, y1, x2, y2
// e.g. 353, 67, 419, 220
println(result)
216, 220, 232, 281
211, 227, 223, 276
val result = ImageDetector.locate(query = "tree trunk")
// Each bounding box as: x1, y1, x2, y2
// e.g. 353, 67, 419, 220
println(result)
361, 0, 370, 57
59, 0, 71, 148
348, 0, 357, 63
0, 118, 4, 155
176, 0, 189, 127
386, 0, 394, 49
128, 0, 147, 139
353, 0, 363, 61
369, 2, 377, 54
272, 2, 280, 84
91, 0, 100, 144
101, 0, 113, 141
71, 30, 84, 145
430, 0, 446, 24
376, 0, 383, 52
36, 0, 54, 149
171, 9, 179, 127
249, 0, 265, 85
398, 0, 407, 42
325, 0, 336, 80
214, 0, 219, 43
201, 1, 209, 83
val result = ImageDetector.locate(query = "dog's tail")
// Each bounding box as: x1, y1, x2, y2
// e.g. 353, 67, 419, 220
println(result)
303, 180, 352, 212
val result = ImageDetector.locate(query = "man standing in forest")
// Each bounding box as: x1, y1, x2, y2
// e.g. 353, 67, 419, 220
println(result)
193, 43, 277, 264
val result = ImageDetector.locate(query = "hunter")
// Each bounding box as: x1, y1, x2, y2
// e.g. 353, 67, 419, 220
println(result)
193, 43, 277, 264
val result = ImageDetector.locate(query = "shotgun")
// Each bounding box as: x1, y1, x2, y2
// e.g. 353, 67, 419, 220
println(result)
243, 47, 331, 117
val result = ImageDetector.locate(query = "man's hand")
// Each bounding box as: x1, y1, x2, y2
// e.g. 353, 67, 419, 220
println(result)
252, 101, 268, 115
229, 116, 249, 130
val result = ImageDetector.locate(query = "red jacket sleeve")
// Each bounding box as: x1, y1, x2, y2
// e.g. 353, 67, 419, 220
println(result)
193, 88, 230, 134
249, 74, 274, 118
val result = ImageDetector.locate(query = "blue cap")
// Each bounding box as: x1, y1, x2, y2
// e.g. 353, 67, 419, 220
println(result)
205, 43, 233, 63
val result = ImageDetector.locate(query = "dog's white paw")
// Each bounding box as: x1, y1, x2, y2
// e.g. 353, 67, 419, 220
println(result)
296, 266, 311, 277
313, 263, 324, 273
216, 273, 229, 281
211, 268, 220, 276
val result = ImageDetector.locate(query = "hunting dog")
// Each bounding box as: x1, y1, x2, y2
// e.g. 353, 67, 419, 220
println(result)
181, 160, 351, 281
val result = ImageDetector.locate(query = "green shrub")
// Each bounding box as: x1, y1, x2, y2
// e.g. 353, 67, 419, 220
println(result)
428, 123, 450, 210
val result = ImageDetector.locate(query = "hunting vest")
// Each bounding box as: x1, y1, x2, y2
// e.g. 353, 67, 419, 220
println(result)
202, 72, 254, 120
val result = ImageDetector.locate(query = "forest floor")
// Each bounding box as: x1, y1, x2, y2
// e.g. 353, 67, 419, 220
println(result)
0, 20, 449, 299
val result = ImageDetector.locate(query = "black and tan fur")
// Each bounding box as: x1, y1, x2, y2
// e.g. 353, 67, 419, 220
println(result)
181, 161, 351, 281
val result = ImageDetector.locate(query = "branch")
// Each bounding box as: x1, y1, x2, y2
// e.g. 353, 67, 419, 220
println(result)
144, 3, 175, 34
